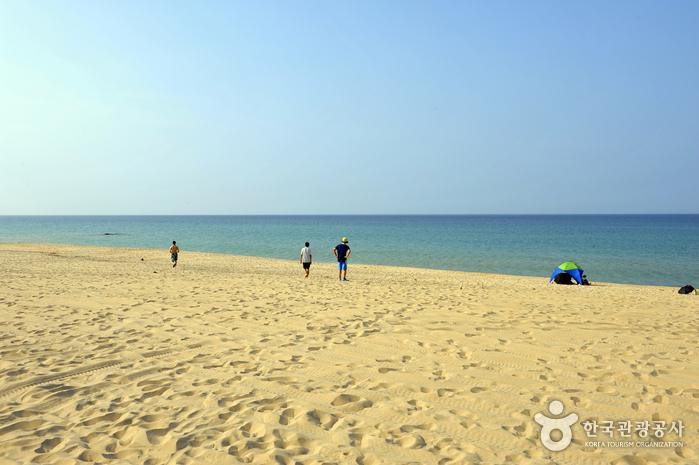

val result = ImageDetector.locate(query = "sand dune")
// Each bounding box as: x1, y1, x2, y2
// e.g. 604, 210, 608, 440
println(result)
0, 243, 697, 464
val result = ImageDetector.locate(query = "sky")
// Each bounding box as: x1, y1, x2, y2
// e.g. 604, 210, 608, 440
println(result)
1, 1, 697, 215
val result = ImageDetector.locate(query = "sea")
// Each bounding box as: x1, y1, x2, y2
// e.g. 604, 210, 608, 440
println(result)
1, 215, 698, 288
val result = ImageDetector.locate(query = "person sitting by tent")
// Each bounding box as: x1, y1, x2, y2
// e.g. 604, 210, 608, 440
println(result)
581, 275, 591, 285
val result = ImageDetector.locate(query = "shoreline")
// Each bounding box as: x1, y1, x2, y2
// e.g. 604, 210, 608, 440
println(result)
0, 241, 679, 291
2, 213, 696, 288
1, 242, 696, 464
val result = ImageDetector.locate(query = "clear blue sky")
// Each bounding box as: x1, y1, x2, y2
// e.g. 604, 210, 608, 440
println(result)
1, 1, 697, 214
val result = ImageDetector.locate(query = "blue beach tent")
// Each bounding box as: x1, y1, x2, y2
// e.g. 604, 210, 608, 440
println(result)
550, 262, 584, 285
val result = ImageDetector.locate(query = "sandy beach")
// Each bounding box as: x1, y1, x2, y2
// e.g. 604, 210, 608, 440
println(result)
0, 242, 697, 465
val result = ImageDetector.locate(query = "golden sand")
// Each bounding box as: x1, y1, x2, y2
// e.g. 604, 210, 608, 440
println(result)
0, 243, 697, 464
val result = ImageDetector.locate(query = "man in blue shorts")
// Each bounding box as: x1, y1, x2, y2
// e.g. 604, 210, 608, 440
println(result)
169, 241, 179, 268
333, 237, 351, 281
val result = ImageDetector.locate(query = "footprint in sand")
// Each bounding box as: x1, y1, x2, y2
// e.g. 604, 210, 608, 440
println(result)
506, 421, 533, 437
146, 427, 173, 446
34, 437, 64, 454
279, 407, 307, 425
408, 399, 426, 412
77, 450, 104, 462
240, 421, 266, 438
393, 434, 427, 449
596, 386, 618, 395
82, 412, 124, 426
307, 409, 342, 431
368, 382, 398, 391
331, 394, 373, 412
400, 423, 437, 432
0, 419, 46, 437
140, 413, 171, 423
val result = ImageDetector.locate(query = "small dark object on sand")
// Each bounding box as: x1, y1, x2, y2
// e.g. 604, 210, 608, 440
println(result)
678, 285, 694, 294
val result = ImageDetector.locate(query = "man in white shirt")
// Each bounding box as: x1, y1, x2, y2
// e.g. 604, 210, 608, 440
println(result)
300, 242, 312, 278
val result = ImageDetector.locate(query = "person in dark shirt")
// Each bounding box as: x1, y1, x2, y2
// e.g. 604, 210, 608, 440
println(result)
333, 237, 351, 281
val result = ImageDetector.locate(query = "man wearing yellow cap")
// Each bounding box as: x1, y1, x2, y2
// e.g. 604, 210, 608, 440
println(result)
333, 237, 351, 281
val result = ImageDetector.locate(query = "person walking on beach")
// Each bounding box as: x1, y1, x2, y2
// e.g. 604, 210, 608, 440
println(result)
169, 241, 179, 268
333, 237, 351, 281
300, 242, 312, 278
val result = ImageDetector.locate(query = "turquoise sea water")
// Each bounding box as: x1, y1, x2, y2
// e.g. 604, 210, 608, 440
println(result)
1, 215, 698, 287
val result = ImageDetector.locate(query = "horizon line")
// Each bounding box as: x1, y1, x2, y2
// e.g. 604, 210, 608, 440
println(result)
2, 213, 698, 217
